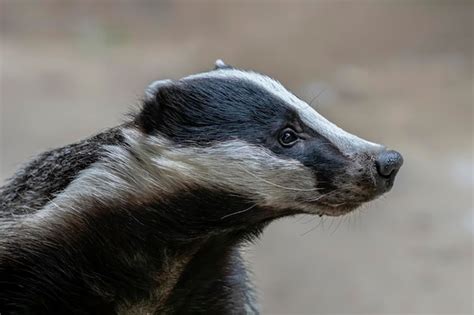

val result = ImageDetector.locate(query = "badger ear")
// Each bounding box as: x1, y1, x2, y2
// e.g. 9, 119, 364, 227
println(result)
145, 79, 173, 101
138, 79, 174, 133
214, 59, 233, 70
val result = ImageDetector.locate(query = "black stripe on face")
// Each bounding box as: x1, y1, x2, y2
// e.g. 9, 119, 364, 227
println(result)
268, 125, 348, 193
138, 75, 349, 192
138, 77, 295, 146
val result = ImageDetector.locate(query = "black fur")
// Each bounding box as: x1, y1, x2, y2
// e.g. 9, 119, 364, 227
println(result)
0, 128, 124, 215
0, 64, 394, 314
2, 70, 307, 314
137, 77, 291, 145
137, 76, 349, 193
0, 185, 278, 314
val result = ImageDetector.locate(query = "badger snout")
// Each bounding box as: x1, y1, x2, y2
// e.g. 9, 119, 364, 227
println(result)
374, 149, 403, 192
309, 145, 403, 216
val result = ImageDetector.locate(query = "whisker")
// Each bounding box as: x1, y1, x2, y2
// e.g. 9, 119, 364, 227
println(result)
301, 216, 325, 236
307, 188, 344, 202
295, 214, 307, 223
330, 215, 344, 235
239, 167, 321, 192
220, 204, 257, 220
309, 88, 326, 108
302, 216, 318, 225
327, 217, 336, 232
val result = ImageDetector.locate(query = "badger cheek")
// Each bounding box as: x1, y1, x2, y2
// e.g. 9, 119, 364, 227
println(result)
298, 166, 371, 216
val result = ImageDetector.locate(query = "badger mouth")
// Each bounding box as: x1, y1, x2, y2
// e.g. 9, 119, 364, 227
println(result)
304, 185, 379, 217
306, 170, 389, 217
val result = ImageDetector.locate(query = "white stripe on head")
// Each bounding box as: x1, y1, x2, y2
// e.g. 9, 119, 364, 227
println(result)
184, 69, 382, 155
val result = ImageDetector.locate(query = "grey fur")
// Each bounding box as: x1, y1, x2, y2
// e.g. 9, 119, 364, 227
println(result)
0, 128, 124, 216
0, 65, 401, 314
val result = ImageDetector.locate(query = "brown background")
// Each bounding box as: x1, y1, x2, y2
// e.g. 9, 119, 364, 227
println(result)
1, 1, 472, 314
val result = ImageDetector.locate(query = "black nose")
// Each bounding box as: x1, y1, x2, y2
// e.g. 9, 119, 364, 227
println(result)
376, 150, 403, 177
375, 150, 403, 191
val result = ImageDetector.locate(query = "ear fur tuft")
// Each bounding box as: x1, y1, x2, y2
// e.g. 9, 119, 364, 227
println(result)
138, 79, 174, 134
145, 79, 173, 101
214, 59, 233, 70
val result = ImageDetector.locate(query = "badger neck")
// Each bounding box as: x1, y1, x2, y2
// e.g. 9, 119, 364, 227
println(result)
106, 190, 272, 312
3, 126, 289, 312
14, 187, 274, 313
106, 191, 269, 312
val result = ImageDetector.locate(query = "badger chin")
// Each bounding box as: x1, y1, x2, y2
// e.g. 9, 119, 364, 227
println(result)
312, 202, 362, 217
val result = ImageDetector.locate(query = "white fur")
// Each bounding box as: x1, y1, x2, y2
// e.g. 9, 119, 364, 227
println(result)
214, 59, 227, 68
29, 69, 381, 223
184, 69, 383, 155
28, 127, 320, 226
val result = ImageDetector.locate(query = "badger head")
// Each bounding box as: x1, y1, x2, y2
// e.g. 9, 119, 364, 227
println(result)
133, 60, 402, 221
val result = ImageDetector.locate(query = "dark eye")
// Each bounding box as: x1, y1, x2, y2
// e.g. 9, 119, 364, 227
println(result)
279, 128, 299, 147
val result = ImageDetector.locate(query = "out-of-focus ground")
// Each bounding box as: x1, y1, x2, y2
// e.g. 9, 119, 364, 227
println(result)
0, 1, 472, 314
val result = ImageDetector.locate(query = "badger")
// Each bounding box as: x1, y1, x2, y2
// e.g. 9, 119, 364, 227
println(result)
0, 60, 403, 314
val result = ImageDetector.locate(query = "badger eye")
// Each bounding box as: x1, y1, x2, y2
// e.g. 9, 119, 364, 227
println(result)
279, 128, 299, 147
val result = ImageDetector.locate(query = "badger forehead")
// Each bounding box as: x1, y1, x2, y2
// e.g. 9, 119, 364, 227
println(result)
180, 69, 380, 154
182, 69, 301, 107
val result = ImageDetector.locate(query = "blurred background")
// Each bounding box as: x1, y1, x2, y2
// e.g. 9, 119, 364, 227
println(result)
0, 1, 472, 314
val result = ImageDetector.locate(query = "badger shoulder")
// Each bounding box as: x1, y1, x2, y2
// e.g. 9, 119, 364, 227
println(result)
0, 126, 126, 216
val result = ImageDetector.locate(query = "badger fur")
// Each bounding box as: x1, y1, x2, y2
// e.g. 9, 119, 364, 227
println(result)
0, 60, 403, 314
